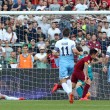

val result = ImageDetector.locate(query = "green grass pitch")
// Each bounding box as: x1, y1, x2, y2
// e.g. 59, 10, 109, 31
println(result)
0, 100, 110, 110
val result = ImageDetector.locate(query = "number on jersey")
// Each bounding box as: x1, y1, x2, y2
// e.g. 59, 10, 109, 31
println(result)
61, 46, 69, 56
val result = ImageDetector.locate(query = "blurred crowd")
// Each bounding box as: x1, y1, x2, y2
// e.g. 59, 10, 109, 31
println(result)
0, 0, 110, 69
0, 0, 110, 11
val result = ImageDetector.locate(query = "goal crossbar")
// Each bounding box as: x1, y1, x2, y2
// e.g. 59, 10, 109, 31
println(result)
0, 11, 110, 15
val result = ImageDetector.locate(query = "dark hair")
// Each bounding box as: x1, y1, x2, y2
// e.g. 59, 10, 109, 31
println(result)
84, 51, 88, 55
89, 49, 97, 55
76, 46, 83, 52
22, 44, 28, 48
63, 28, 70, 37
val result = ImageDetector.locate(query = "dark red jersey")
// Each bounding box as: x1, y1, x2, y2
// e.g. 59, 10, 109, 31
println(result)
74, 55, 92, 72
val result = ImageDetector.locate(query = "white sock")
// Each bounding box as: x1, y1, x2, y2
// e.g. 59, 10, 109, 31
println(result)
4, 95, 19, 100
67, 79, 72, 92
62, 83, 71, 95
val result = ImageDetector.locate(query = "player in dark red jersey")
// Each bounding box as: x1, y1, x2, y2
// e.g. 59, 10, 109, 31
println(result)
71, 48, 98, 102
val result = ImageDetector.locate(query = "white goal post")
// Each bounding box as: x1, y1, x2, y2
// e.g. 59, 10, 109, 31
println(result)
0, 11, 110, 15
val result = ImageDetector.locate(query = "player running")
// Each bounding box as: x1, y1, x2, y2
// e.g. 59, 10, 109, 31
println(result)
0, 93, 24, 100
71, 48, 98, 102
53, 28, 82, 103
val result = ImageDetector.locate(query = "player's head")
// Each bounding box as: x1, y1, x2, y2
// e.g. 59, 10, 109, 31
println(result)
22, 44, 28, 53
89, 49, 98, 59
63, 28, 70, 37
76, 46, 83, 52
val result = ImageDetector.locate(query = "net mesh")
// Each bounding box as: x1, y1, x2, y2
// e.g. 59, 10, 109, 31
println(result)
0, 13, 110, 100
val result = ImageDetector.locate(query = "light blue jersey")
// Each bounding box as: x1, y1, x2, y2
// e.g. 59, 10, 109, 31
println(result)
54, 38, 76, 79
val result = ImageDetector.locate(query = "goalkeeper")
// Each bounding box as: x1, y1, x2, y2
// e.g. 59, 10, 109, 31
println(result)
0, 93, 24, 100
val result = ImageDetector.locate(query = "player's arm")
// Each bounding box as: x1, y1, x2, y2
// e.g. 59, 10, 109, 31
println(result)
84, 62, 89, 82
53, 42, 60, 57
102, 46, 110, 73
102, 56, 109, 73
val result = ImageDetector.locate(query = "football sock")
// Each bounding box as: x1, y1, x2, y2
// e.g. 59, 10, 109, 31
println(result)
82, 84, 90, 98
62, 83, 71, 94
76, 86, 83, 98
4, 95, 19, 100
66, 79, 72, 92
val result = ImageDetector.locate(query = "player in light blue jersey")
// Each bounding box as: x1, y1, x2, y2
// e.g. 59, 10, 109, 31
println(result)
53, 28, 82, 103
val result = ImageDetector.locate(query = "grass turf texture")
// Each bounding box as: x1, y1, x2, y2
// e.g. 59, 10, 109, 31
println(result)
0, 100, 110, 110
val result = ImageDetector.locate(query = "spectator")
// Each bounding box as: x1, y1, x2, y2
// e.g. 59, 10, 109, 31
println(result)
4, 40, 13, 61
62, 0, 68, 8
80, 39, 90, 53
38, 16, 50, 37
36, 0, 46, 11
17, 44, 34, 68
27, 1, 35, 11
88, 34, 101, 53
70, 34, 77, 42
86, 17, 98, 35
99, 32, 110, 53
60, 6, 65, 10
4, 26, 17, 44
47, 50, 58, 68
6, 51, 17, 65
16, 47, 22, 57
76, 30, 86, 45
11, 0, 26, 11
2, 4, 8, 11
32, 21, 38, 31
70, 20, 77, 35
34, 46, 48, 69
26, 21, 37, 43
28, 39, 38, 56
36, 27, 46, 42
50, 33, 60, 47
36, 36, 46, 50
65, 0, 74, 11
88, 0, 99, 10
0, 22, 6, 42
48, 22, 61, 41
101, 22, 110, 37
45, 39, 51, 51
100, 0, 108, 10
74, 0, 88, 11
49, 0, 60, 11
85, 33, 92, 43
16, 20, 27, 42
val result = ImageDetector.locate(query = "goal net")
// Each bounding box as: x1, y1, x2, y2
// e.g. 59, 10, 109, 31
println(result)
0, 11, 110, 100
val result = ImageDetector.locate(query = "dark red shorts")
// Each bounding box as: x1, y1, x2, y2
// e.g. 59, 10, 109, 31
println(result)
71, 71, 85, 83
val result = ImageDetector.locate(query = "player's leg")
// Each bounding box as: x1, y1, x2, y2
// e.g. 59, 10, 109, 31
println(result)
67, 64, 74, 93
82, 78, 92, 98
59, 62, 72, 94
71, 72, 78, 103
76, 81, 83, 98
74, 71, 91, 100
51, 83, 62, 93
0, 93, 24, 100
